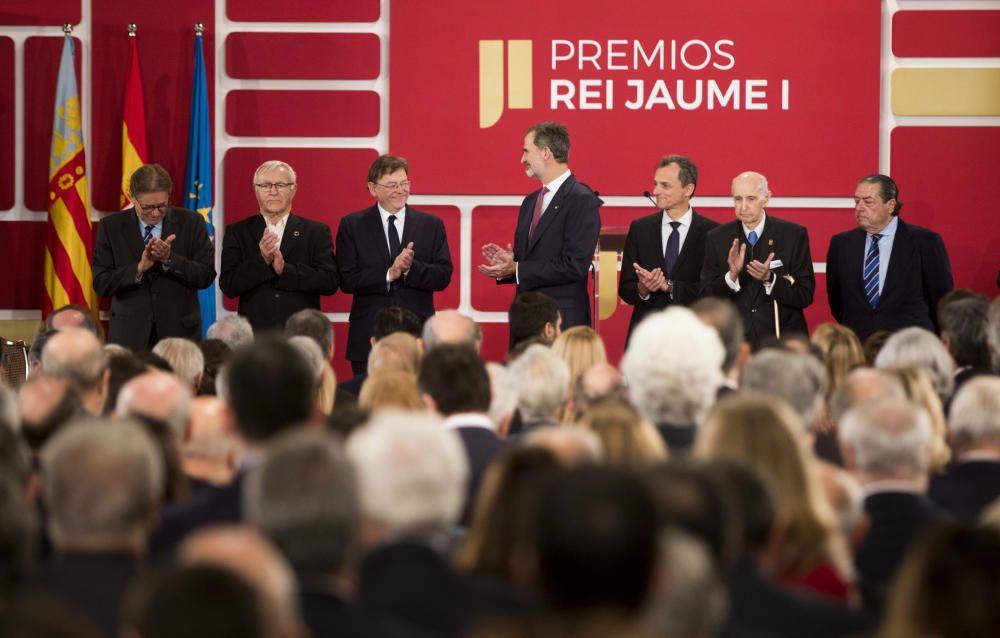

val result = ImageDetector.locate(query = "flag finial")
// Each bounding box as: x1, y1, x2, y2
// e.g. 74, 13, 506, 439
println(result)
62, 23, 73, 35
194, 23, 204, 34
127, 23, 137, 36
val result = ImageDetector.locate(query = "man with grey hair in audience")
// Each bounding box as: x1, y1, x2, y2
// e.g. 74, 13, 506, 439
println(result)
41, 328, 110, 414
206, 314, 255, 350
153, 337, 205, 392
246, 429, 383, 637
422, 309, 482, 352
817, 367, 908, 466
508, 343, 570, 433
839, 396, 945, 590
692, 296, 749, 391
115, 370, 192, 438
929, 376, 1000, 522
346, 410, 470, 636
937, 295, 993, 394
31, 417, 164, 636
874, 326, 956, 402
741, 349, 825, 431
621, 307, 724, 455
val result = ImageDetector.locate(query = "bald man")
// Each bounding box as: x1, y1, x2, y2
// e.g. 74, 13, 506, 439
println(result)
421, 310, 482, 351
115, 371, 192, 437
181, 396, 241, 490
700, 172, 815, 349
40, 328, 110, 414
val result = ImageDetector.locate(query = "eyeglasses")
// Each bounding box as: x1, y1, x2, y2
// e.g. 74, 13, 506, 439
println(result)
374, 180, 412, 191
254, 182, 296, 191
136, 201, 169, 214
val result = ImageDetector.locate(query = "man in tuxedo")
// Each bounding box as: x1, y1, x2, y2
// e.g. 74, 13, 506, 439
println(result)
219, 160, 340, 335
479, 121, 601, 329
619, 155, 719, 342
336, 154, 453, 376
700, 171, 814, 349
92, 164, 216, 351
826, 174, 953, 342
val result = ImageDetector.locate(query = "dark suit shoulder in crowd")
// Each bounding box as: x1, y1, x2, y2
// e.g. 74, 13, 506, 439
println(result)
928, 460, 1000, 523
854, 491, 945, 589
300, 585, 391, 638
148, 472, 246, 557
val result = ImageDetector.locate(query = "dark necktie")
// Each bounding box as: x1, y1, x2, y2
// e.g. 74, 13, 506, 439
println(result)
142, 224, 155, 245
864, 233, 882, 308
388, 215, 401, 259
528, 186, 549, 239
664, 221, 681, 276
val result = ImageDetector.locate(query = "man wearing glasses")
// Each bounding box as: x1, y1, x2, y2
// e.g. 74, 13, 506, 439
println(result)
93, 163, 216, 350
336, 154, 453, 376
220, 160, 340, 334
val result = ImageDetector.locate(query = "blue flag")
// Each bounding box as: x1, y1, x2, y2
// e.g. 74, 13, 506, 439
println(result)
184, 30, 215, 338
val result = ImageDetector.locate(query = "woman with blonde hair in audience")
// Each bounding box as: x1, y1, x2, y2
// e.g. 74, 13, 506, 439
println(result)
576, 398, 667, 467
695, 394, 855, 604
358, 370, 424, 413
551, 327, 607, 423
883, 365, 951, 472
810, 323, 865, 432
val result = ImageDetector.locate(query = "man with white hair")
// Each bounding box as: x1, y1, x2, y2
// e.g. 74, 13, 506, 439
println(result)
32, 417, 164, 636
153, 337, 205, 392
701, 171, 814, 349
839, 396, 945, 589
346, 410, 470, 636
41, 328, 109, 414
874, 326, 956, 400
206, 314, 254, 350
929, 376, 1000, 522
621, 307, 724, 455
741, 349, 825, 431
508, 344, 570, 433
220, 160, 340, 334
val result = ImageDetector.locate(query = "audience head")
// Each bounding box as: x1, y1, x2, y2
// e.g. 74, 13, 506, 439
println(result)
704, 460, 776, 557
358, 370, 423, 413
245, 430, 358, 578
287, 336, 325, 388
571, 362, 627, 421
621, 307, 724, 426
947, 376, 1000, 456
741, 349, 825, 429
883, 365, 951, 471
45, 304, 100, 338
17, 375, 82, 452
422, 310, 482, 352
179, 526, 302, 638
987, 295, 1000, 370
875, 326, 955, 401
206, 314, 255, 351
811, 322, 865, 395
41, 417, 163, 552
41, 328, 109, 407
102, 351, 149, 416
346, 410, 467, 537
285, 309, 333, 361
371, 306, 422, 341
863, 330, 892, 365
366, 331, 421, 375
840, 396, 933, 483
829, 367, 906, 425
691, 297, 747, 379
508, 344, 570, 422
938, 295, 991, 370
183, 396, 240, 482
509, 292, 561, 348
551, 326, 607, 389
418, 344, 490, 416
223, 339, 316, 444
27, 329, 56, 377
152, 338, 205, 391
116, 370, 192, 438
534, 465, 658, 614
197, 338, 232, 396
486, 362, 518, 433
576, 399, 667, 466
523, 426, 603, 465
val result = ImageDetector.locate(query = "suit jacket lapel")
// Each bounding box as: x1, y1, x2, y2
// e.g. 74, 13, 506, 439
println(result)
881, 219, 908, 301
400, 207, 417, 248
125, 208, 147, 263
527, 175, 574, 253
280, 214, 302, 257
672, 209, 702, 272
365, 206, 392, 266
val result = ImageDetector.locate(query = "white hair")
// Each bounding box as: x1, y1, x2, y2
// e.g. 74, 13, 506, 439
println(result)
253, 160, 297, 184
508, 345, 570, 421
742, 349, 825, 429
621, 307, 724, 425
206, 314, 254, 350
840, 397, 933, 479
486, 362, 517, 431
875, 327, 955, 400
153, 337, 205, 389
346, 410, 468, 531
948, 376, 1000, 451
288, 335, 325, 385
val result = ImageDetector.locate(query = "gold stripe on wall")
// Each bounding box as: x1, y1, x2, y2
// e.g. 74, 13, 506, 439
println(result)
892, 68, 1000, 115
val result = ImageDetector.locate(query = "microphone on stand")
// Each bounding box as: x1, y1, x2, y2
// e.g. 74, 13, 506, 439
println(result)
642, 191, 659, 209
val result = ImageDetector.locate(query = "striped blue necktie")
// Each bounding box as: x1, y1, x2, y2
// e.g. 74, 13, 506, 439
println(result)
864, 233, 882, 308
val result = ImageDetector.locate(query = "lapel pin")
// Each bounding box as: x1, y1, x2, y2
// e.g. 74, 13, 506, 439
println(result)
768, 239, 774, 246
293, 230, 300, 237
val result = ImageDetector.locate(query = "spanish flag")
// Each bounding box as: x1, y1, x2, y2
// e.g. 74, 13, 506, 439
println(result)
43, 35, 99, 319
121, 28, 148, 209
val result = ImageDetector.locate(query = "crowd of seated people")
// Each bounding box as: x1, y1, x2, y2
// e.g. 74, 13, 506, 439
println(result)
1, 290, 1000, 638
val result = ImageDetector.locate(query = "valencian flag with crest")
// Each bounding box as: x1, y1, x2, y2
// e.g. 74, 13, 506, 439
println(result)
44, 33, 99, 319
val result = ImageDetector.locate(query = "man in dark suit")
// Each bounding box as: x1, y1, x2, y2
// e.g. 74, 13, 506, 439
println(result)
479, 121, 601, 329
929, 376, 1000, 523
701, 171, 814, 349
826, 174, 954, 343
336, 154, 453, 376
619, 155, 718, 342
418, 344, 504, 522
219, 160, 339, 335
92, 164, 215, 351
